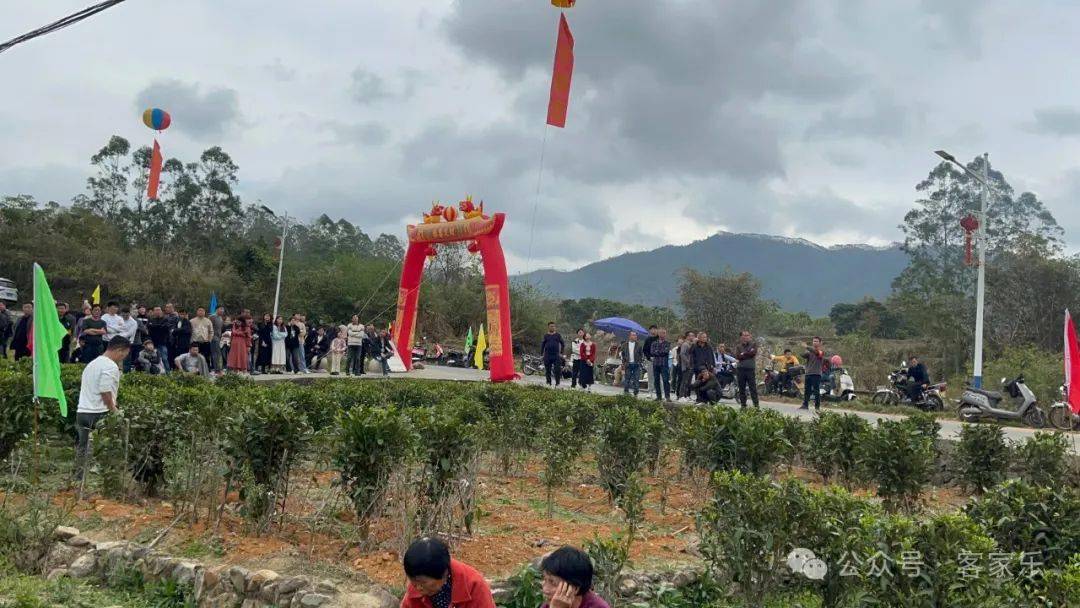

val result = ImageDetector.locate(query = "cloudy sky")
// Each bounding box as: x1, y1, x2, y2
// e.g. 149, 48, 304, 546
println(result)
3, 0, 1080, 272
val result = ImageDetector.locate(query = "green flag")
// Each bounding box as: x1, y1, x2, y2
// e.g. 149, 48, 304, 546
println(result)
32, 264, 69, 416
464, 326, 474, 355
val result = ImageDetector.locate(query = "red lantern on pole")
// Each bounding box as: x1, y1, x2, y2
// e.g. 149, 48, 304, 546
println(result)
960, 214, 980, 267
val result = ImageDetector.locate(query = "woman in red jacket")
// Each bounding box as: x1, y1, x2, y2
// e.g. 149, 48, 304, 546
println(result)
400, 537, 495, 608
578, 333, 597, 391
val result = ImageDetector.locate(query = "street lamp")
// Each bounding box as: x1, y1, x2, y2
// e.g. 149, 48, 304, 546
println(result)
261, 205, 290, 321
934, 150, 992, 388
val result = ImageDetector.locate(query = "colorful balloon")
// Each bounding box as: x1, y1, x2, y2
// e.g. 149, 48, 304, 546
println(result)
551, 0, 576, 6
142, 108, 171, 131
442, 206, 458, 222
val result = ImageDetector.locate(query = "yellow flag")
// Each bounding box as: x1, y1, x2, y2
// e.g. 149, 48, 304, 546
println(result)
91, 285, 101, 305
473, 324, 487, 369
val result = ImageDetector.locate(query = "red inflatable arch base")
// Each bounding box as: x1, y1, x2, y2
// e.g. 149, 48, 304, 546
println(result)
393, 201, 515, 383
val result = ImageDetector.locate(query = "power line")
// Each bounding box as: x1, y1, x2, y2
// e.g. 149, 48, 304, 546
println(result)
0, 0, 128, 56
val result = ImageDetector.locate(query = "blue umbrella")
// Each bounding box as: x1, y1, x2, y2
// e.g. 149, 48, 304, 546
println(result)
592, 317, 648, 339
208, 292, 218, 314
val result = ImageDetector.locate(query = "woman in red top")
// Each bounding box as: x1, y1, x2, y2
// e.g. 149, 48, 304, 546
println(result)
227, 314, 252, 373
400, 537, 495, 608
578, 333, 597, 391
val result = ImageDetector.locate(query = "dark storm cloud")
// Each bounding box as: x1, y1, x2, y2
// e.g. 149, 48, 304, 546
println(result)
1027, 107, 1080, 136
134, 80, 241, 139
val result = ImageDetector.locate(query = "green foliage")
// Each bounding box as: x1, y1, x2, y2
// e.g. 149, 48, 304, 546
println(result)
584, 534, 630, 603
675, 407, 790, 478
537, 394, 592, 516
954, 424, 1010, 493
495, 565, 544, 608
596, 402, 649, 503
334, 405, 414, 538
802, 412, 870, 485
966, 480, 1080, 570
477, 384, 533, 475
860, 418, 935, 512
0, 369, 34, 463
679, 269, 766, 345
1013, 432, 1071, 488
410, 397, 483, 533
829, 299, 907, 339
224, 397, 312, 518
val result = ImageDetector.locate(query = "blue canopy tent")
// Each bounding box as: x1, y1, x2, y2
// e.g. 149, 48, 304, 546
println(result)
592, 317, 648, 340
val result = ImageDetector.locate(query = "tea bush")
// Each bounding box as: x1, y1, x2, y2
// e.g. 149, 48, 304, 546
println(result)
0, 370, 34, 463
801, 412, 871, 486
965, 480, 1080, 570
537, 394, 589, 516
596, 402, 649, 503
730, 408, 792, 476
1013, 432, 1071, 488
477, 383, 533, 475
410, 397, 483, 534
860, 417, 935, 512
224, 396, 312, 518
954, 424, 1010, 493
335, 405, 414, 539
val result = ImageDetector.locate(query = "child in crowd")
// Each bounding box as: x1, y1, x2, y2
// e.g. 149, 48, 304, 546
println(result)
330, 329, 347, 376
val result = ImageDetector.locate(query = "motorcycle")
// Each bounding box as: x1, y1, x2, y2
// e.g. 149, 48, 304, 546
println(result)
521, 354, 543, 376
820, 367, 857, 401
872, 367, 946, 411
760, 365, 804, 398
957, 375, 1046, 428
411, 344, 427, 365
713, 363, 737, 400
444, 350, 469, 368
1048, 385, 1079, 430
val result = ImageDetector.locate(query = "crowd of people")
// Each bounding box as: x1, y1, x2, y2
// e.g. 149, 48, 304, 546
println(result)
539, 322, 855, 412
0, 300, 398, 378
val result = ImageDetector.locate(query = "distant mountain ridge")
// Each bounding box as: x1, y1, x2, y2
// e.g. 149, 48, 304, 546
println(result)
515, 232, 909, 316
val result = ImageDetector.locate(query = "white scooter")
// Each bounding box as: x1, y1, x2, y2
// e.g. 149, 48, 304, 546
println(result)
820, 367, 857, 401
957, 375, 1046, 428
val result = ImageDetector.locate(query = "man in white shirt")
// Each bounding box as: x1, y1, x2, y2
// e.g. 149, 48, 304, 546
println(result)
74, 336, 129, 483
117, 307, 139, 372
101, 301, 124, 341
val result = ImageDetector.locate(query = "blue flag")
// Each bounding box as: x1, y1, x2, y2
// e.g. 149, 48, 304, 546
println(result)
209, 292, 218, 314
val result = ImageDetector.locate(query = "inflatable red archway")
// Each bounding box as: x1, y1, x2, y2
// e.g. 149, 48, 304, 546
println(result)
393, 203, 515, 382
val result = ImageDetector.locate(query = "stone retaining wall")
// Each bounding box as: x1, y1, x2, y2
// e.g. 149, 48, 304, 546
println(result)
40, 526, 398, 608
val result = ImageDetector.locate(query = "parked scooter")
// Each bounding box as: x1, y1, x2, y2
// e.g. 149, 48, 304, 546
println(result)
957, 375, 1046, 428
1049, 385, 1080, 430
521, 354, 543, 376
760, 365, 804, 398
715, 362, 737, 400
872, 366, 946, 411
820, 367, 857, 401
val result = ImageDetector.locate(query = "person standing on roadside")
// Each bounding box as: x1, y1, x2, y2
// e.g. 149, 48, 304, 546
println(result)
677, 332, 696, 401
74, 336, 129, 483
0, 302, 11, 360
172, 309, 193, 359
650, 328, 672, 402
689, 331, 714, 376
79, 305, 107, 364
735, 330, 759, 408
541, 322, 565, 387
329, 329, 347, 376
620, 331, 644, 396
11, 303, 33, 360
116, 307, 139, 372
579, 333, 597, 391
801, 336, 826, 411
56, 302, 76, 363
209, 306, 225, 373
190, 307, 214, 366
346, 316, 365, 376
228, 314, 253, 374
147, 306, 173, 372
569, 328, 585, 389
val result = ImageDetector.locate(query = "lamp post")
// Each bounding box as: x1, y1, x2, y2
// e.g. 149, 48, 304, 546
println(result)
261, 205, 289, 321
934, 150, 991, 388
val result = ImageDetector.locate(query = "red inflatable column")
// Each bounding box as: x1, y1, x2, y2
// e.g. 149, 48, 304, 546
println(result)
394, 241, 428, 371
477, 216, 514, 382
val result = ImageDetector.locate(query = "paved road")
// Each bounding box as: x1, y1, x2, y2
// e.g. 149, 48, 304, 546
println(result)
252, 365, 1080, 453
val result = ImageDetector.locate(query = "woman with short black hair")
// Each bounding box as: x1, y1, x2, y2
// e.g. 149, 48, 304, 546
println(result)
400, 537, 495, 608
540, 546, 610, 608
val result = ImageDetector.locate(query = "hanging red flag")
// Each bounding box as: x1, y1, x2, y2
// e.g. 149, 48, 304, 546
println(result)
147, 139, 163, 200
1064, 310, 1080, 414
546, 13, 575, 128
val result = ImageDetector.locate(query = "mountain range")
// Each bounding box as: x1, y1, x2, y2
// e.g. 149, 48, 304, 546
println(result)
515, 232, 909, 316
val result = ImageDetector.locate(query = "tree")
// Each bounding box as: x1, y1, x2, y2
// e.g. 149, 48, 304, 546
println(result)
829, 299, 905, 338
679, 269, 766, 343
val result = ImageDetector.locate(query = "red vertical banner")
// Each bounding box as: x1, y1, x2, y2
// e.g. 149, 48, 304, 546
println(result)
1065, 310, 1080, 414
147, 139, 163, 200
546, 13, 575, 128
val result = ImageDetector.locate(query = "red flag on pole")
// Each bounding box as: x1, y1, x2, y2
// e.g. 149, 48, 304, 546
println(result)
147, 139, 163, 200
1064, 310, 1080, 414
546, 13, 575, 128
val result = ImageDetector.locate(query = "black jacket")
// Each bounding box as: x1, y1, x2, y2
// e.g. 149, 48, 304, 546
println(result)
691, 373, 721, 403
285, 324, 301, 349
908, 363, 929, 385
620, 340, 644, 365
11, 315, 31, 356
0, 309, 12, 341
541, 332, 564, 361
642, 335, 658, 362
735, 341, 758, 370
690, 342, 715, 373
171, 318, 192, 352
147, 317, 172, 348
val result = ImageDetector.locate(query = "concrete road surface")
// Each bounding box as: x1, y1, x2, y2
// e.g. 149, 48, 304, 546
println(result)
250, 364, 1080, 453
